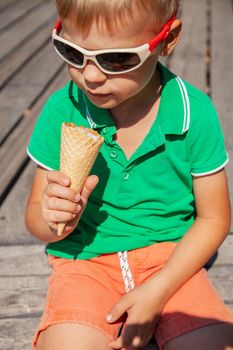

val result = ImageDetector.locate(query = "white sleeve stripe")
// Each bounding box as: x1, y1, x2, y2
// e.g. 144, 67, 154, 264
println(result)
26, 148, 53, 170
191, 158, 229, 176
176, 77, 187, 132
176, 76, 191, 133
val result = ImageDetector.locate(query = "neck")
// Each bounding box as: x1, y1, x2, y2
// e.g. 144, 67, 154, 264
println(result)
110, 68, 162, 128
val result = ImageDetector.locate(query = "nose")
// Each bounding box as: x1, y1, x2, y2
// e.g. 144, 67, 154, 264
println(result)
83, 60, 107, 86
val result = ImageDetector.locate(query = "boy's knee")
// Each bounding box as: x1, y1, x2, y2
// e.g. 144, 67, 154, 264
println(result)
36, 323, 110, 350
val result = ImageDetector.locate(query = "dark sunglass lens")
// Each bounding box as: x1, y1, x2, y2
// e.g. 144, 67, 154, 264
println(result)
97, 52, 141, 72
53, 40, 84, 66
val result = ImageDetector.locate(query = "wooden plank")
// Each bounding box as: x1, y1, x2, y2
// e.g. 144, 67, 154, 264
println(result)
169, 0, 207, 92
211, 0, 233, 149
209, 265, 233, 309
0, 0, 55, 61
214, 235, 233, 265
225, 150, 233, 234
0, 276, 48, 318
0, 67, 68, 242
0, 247, 48, 309
0, 317, 40, 350
0, 0, 43, 32
0, 162, 43, 245
0, 13, 56, 87
0, 67, 68, 204
210, 0, 233, 232
0, 45, 65, 144
0, 247, 49, 318
0, 246, 48, 345
0, 275, 48, 318
0, 0, 17, 12
0, 245, 49, 276
1, 242, 231, 279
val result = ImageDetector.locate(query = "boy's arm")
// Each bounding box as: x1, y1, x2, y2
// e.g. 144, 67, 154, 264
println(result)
154, 168, 231, 299
25, 166, 98, 242
107, 169, 231, 349
25, 166, 66, 242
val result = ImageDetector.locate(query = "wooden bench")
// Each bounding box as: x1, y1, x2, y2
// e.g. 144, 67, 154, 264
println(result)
0, 0, 232, 349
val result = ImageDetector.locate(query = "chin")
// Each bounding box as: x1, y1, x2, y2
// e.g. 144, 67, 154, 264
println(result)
87, 95, 120, 109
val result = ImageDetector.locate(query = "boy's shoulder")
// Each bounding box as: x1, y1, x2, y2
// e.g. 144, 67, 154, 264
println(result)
159, 63, 216, 135
181, 77, 212, 107
181, 77, 215, 126
161, 63, 211, 108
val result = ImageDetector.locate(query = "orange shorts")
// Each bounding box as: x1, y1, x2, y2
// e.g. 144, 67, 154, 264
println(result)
33, 242, 233, 349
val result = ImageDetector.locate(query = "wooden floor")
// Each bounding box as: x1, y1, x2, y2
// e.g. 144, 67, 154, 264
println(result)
0, 0, 233, 349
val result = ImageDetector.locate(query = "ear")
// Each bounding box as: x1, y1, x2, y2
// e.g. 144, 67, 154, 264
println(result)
160, 19, 182, 57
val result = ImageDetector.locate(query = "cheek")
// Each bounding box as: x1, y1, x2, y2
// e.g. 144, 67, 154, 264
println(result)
68, 66, 83, 87
116, 57, 158, 95
138, 56, 158, 83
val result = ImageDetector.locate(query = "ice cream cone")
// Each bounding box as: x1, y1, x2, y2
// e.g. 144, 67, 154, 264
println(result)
57, 122, 104, 236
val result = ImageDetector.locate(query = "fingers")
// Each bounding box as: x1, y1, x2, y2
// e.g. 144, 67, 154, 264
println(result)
108, 323, 152, 350
81, 175, 99, 201
108, 324, 138, 349
45, 178, 80, 204
41, 171, 99, 233
107, 292, 156, 350
42, 171, 78, 231
108, 322, 140, 349
108, 326, 140, 350
47, 170, 71, 186
46, 172, 98, 202
43, 196, 81, 227
106, 293, 131, 324
46, 170, 78, 202
46, 209, 77, 224
45, 197, 81, 215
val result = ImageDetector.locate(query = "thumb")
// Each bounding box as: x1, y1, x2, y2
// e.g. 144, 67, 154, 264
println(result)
81, 175, 99, 201
106, 296, 130, 324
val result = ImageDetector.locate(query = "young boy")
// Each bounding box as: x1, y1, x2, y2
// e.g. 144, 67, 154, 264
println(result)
25, 0, 233, 349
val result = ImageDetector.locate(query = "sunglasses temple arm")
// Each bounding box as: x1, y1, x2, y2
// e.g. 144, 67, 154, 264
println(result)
54, 19, 62, 33
149, 15, 176, 52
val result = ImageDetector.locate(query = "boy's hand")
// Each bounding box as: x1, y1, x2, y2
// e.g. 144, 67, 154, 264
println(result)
41, 170, 98, 235
106, 278, 167, 350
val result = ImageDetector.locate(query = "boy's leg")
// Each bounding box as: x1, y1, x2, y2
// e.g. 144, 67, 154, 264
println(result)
36, 323, 110, 350
33, 254, 126, 350
164, 322, 233, 350
142, 244, 233, 350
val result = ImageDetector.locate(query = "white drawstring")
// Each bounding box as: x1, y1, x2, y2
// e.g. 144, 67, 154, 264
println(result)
118, 251, 135, 293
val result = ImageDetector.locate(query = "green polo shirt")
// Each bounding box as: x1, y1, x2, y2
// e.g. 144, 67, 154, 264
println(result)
27, 62, 228, 260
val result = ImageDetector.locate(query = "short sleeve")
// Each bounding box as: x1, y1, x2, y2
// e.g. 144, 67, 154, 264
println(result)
27, 96, 62, 170
187, 97, 228, 176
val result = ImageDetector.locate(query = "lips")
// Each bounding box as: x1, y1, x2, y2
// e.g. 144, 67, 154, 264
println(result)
86, 90, 112, 98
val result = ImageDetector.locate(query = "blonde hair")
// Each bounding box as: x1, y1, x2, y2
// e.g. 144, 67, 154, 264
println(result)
55, 0, 180, 34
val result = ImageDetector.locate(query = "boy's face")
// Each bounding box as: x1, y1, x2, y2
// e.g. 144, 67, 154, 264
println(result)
62, 12, 166, 110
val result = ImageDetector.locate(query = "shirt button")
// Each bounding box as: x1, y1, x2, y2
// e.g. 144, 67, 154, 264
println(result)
123, 172, 130, 180
110, 150, 118, 159
102, 127, 109, 134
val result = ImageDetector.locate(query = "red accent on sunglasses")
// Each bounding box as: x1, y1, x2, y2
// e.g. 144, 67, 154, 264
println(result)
55, 20, 62, 33
149, 16, 176, 52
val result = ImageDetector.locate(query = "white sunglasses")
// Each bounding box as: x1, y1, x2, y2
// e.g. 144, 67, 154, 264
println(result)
52, 16, 176, 75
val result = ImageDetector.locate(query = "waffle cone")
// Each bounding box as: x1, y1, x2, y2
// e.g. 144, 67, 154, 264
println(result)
57, 123, 104, 236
